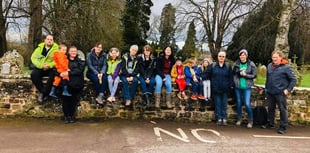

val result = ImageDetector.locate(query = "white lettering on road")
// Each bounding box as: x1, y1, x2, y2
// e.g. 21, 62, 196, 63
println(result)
253, 135, 310, 139
153, 127, 222, 143
191, 128, 223, 143
154, 127, 190, 142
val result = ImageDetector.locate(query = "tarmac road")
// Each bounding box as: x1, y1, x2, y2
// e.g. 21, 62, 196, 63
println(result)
0, 118, 309, 153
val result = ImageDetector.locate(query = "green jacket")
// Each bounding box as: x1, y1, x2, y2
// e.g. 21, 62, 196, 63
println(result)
31, 42, 59, 69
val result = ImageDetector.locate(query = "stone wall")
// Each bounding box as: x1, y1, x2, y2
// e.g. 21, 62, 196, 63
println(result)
0, 76, 309, 124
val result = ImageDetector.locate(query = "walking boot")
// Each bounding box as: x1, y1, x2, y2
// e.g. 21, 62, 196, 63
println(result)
143, 93, 150, 107
154, 93, 161, 109
62, 85, 72, 96
166, 93, 173, 109
49, 86, 58, 98
198, 100, 206, 112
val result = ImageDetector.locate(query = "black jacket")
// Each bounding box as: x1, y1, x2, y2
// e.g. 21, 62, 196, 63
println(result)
68, 56, 86, 90
120, 53, 140, 77
138, 54, 156, 79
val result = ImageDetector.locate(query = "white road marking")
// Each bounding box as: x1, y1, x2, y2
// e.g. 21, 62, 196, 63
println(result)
253, 135, 310, 139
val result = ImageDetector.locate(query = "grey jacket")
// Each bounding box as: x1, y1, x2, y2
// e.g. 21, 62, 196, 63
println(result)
265, 62, 296, 95
233, 59, 257, 89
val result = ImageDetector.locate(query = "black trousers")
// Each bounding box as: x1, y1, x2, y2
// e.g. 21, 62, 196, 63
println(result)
31, 68, 55, 95
61, 95, 78, 117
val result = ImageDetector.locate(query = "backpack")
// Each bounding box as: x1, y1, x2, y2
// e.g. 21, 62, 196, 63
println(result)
253, 106, 268, 125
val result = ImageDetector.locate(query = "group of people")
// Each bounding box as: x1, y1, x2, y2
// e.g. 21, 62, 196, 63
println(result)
30, 35, 296, 134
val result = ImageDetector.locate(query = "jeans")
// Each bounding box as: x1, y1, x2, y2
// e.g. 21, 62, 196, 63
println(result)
203, 80, 211, 99
107, 75, 120, 97
31, 68, 55, 96
120, 76, 138, 100
214, 92, 228, 120
155, 74, 172, 94
266, 93, 288, 127
86, 72, 107, 95
138, 76, 156, 94
190, 80, 203, 95
235, 88, 253, 120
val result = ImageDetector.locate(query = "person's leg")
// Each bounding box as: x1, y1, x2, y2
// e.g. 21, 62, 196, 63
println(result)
154, 75, 163, 94
120, 76, 130, 101
147, 77, 156, 94
203, 80, 208, 98
213, 93, 221, 122
61, 96, 70, 123
206, 80, 211, 99
98, 75, 107, 94
87, 72, 101, 95
45, 69, 56, 95
31, 68, 44, 92
221, 92, 228, 122
235, 88, 243, 121
107, 75, 113, 95
276, 94, 288, 130
266, 93, 276, 126
138, 76, 147, 94
129, 77, 139, 100
111, 76, 120, 97
164, 74, 172, 93
244, 88, 253, 121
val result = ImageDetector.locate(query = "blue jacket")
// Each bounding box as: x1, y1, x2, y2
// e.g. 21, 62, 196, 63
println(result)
184, 65, 202, 84
208, 62, 233, 93
86, 49, 107, 75
265, 62, 296, 94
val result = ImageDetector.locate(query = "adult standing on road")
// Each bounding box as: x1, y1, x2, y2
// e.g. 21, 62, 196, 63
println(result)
86, 43, 107, 105
60, 46, 85, 123
208, 51, 233, 126
262, 50, 296, 134
233, 49, 257, 128
31, 35, 59, 103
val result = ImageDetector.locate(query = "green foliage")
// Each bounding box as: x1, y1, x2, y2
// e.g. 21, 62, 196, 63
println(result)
179, 20, 197, 60
122, 0, 153, 52
158, 3, 176, 49
227, 0, 282, 65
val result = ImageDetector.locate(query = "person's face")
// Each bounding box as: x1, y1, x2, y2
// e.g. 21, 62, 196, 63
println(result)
95, 44, 102, 54
203, 61, 209, 67
144, 49, 151, 57
110, 50, 118, 60
68, 47, 78, 58
239, 53, 247, 62
176, 60, 182, 66
165, 47, 172, 56
130, 47, 138, 56
45, 35, 54, 47
60, 46, 67, 53
218, 53, 226, 63
272, 53, 282, 65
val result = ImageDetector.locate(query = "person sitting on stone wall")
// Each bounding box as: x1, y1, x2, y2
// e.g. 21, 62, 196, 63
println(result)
30, 34, 59, 103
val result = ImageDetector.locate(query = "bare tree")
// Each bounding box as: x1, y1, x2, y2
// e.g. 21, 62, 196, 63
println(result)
179, 0, 263, 58
0, 0, 14, 57
28, 0, 42, 52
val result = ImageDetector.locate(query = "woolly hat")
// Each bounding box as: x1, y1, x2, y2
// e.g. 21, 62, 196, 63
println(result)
203, 58, 211, 64
239, 49, 248, 57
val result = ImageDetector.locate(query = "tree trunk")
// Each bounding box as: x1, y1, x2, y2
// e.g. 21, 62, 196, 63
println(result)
0, 0, 7, 57
274, 0, 296, 58
28, 0, 43, 53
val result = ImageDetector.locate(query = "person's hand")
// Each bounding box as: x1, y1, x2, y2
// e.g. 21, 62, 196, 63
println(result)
145, 78, 150, 84
240, 70, 246, 76
97, 73, 103, 79
163, 78, 166, 82
60, 71, 69, 78
43, 63, 50, 70
284, 89, 289, 96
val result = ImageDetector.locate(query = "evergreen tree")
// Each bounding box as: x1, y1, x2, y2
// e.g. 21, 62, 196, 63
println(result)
179, 20, 197, 60
159, 3, 176, 50
122, 0, 153, 52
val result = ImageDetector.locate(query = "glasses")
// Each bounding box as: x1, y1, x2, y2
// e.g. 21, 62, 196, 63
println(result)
218, 56, 225, 58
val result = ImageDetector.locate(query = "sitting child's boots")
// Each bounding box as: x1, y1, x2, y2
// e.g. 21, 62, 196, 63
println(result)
62, 85, 72, 96
49, 86, 58, 98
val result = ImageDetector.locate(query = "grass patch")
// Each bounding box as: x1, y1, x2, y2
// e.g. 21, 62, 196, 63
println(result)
255, 72, 310, 88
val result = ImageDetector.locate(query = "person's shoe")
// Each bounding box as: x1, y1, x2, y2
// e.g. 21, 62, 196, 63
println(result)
198, 95, 205, 100
68, 116, 75, 123
64, 116, 69, 124
247, 121, 253, 129
107, 96, 113, 102
62, 86, 72, 96
38, 93, 44, 103
191, 95, 197, 100
177, 92, 183, 100
222, 119, 228, 126
261, 123, 275, 129
96, 93, 104, 104
236, 119, 242, 126
125, 100, 131, 106
277, 126, 286, 134
216, 119, 222, 126
182, 92, 188, 100
49, 87, 58, 98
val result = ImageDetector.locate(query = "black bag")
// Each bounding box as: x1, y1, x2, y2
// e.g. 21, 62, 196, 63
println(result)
253, 106, 268, 125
